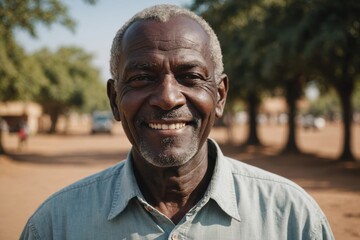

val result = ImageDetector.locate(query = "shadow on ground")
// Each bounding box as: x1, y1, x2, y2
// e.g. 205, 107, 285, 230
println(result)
8, 150, 128, 166
6, 141, 360, 193
219, 143, 360, 193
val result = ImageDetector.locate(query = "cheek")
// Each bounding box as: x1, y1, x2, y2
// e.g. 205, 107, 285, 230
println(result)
118, 91, 149, 145
185, 87, 217, 119
118, 91, 149, 141
119, 91, 147, 119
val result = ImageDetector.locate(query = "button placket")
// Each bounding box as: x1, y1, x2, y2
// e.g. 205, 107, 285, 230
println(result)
171, 233, 179, 240
144, 205, 153, 212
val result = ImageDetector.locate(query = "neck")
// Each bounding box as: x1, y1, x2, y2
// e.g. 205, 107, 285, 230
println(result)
132, 142, 214, 224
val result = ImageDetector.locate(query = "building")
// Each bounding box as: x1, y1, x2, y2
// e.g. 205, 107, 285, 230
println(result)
0, 101, 42, 134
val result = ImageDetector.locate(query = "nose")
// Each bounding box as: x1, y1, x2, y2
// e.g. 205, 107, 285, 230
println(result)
149, 74, 186, 110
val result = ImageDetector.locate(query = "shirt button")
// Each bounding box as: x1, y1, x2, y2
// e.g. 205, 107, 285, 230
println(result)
144, 205, 152, 212
171, 234, 179, 240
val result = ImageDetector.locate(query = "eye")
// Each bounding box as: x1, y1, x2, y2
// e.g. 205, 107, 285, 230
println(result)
177, 73, 204, 85
127, 75, 155, 88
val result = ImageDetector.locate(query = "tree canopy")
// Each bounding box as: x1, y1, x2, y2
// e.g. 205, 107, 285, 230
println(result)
33, 46, 108, 132
0, 0, 98, 102
0, 37, 46, 101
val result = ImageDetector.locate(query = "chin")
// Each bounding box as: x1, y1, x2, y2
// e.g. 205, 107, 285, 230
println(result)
139, 141, 198, 168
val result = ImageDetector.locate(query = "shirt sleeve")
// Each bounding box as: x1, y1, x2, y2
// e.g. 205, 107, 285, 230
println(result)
318, 215, 335, 240
19, 220, 40, 240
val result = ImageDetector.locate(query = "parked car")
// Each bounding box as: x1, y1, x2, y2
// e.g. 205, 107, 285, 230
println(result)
91, 112, 113, 134
301, 115, 326, 130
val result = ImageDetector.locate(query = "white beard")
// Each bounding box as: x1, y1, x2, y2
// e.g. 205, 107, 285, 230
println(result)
138, 132, 199, 168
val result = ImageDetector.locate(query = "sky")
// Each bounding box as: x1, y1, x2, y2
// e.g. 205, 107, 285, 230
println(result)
15, 0, 192, 81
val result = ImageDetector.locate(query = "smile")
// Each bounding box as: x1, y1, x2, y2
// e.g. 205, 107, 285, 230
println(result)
148, 122, 186, 130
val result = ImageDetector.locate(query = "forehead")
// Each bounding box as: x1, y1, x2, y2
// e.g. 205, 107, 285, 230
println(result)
120, 16, 211, 58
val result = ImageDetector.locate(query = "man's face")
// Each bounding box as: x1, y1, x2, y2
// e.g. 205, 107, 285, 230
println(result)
109, 16, 227, 167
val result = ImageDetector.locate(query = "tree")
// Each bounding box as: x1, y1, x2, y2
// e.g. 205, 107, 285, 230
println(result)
353, 80, 360, 115
0, 0, 98, 99
0, 0, 97, 153
33, 47, 106, 133
0, 35, 46, 154
301, 0, 360, 161
253, 1, 311, 153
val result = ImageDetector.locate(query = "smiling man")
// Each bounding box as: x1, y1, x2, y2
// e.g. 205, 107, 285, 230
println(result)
20, 5, 334, 240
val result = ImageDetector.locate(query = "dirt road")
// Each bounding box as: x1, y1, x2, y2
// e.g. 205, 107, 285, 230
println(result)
1, 123, 359, 239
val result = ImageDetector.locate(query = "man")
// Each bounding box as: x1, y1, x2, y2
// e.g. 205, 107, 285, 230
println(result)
21, 4, 334, 240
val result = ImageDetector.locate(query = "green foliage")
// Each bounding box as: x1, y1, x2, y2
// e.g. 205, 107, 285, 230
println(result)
192, 0, 360, 101
353, 80, 360, 112
0, 0, 97, 39
0, 0, 99, 145
195, 1, 258, 85
0, 37, 46, 101
299, 0, 360, 88
0, 0, 98, 103
33, 46, 108, 115
0, 0, 104, 116
191, 0, 308, 104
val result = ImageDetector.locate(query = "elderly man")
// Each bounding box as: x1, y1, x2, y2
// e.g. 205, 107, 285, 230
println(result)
21, 4, 334, 240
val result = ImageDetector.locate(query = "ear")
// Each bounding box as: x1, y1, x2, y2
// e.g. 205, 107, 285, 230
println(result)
215, 74, 229, 118
107, 79, 121, 121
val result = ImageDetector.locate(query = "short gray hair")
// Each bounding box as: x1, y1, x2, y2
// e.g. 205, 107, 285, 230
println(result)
110, 4, 224, 86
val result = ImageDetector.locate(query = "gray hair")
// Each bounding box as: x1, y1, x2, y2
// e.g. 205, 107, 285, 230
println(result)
110, 4, 224, 87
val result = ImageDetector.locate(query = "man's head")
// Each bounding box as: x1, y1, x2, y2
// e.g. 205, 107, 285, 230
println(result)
110, 4, 224, 86
108, 4, 228, 168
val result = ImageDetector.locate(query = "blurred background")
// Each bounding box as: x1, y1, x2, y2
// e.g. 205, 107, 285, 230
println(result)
0, 0, 359, 239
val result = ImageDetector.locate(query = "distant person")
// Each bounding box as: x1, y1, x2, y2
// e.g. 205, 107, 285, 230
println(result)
0, 119, 9, 133
20, 5, 334, 239
17, 121, 29, 151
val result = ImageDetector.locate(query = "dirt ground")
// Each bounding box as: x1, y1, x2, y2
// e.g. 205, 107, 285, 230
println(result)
0, 123, 359, 240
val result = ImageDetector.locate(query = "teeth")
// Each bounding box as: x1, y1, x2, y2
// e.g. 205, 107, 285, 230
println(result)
149, 123, 186, 130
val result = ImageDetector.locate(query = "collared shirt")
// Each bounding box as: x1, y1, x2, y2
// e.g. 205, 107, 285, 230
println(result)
20, 139, 334, 240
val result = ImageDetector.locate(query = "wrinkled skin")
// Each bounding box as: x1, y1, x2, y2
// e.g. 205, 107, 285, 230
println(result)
107, 16, 228, 223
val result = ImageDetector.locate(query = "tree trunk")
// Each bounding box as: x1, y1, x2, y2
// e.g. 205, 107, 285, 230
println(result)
63, 114, 71, 135
224, 111, 235, 145
337, 84, 355, 161
245, 90, 261, 145
283, 80, 300, 153
0, 127, 5, 155
49, 111, 59, 134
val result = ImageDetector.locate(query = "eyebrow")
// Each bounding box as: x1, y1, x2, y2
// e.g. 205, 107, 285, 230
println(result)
123, 59, 209, 74
174, 60, 207, 72
125, 62, 158, 71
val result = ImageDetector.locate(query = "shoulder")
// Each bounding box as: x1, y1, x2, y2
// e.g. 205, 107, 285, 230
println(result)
51, 161, 125, 199
227, 157, 304, 189
226, 156, 317, 205
223, 156, 333, 239
29, 161, 126, 219
21, 161, 128, 239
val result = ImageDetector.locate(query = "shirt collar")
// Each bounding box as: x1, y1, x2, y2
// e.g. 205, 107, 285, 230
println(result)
107, 152, 143, 220
108, 139, 241, 222
206, 139, 241, 222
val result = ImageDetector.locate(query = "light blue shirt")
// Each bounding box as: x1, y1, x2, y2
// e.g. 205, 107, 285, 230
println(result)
20, 139, 334, 239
